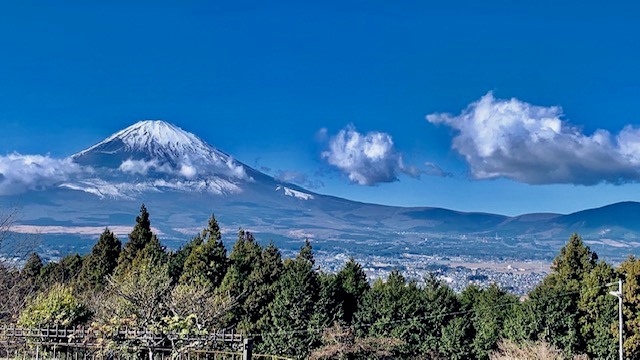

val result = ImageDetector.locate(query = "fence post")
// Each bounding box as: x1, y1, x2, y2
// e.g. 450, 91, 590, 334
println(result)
242, 338, 253, 360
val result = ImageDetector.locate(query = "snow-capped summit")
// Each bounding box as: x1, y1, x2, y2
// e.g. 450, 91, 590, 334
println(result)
74, 120, 233, 167
72, 120, 248, 179
63, 120, 256, 198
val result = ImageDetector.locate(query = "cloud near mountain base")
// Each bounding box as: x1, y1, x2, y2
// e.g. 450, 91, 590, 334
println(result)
427, 92, 640, 185
0, 154, 87, 195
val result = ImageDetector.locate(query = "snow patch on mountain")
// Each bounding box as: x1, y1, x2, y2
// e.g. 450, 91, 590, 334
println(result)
61, 176, 242, 199
276, 185, 314, 200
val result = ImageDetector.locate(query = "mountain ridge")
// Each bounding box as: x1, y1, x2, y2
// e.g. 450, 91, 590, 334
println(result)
3, 120, 640, 260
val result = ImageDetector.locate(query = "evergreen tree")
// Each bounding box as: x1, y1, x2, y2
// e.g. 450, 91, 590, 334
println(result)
579, 261, 617, 359
22, 252, 43, 280
310, 272, 344, 344
40, 254, 84, 287
217, 229, 262, 329
168, 236, 203, 283
551, 233, 597, 286
77, 228, 122, 291
618, 256, 640, 358
509, 233, 598, 356
459, 284, 517, 360
261, 240, 320, 359
335, 257, 369, 324
116, 204, 154, 275
354, 271, 458, 357
179, 214, 228, 287
244, 241, 283, 335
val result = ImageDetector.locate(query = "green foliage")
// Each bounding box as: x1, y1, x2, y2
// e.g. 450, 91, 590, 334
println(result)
241, 241, 283, 335
18, 283, 88, 328
22, 252, 43, 280
168, 236, 202, 283
261, 240, 320, 359
169, 282, 233, 331
551, 233, 597, 287
40, 254, 84, 287
335, 257, 369, 324
115, 204, 155, 275
77, 228, 122, 291
579, 261, 617, 359
179, 215, 228, 287
98, 256, 172, 330
354, 271, 459, 357
459, 284, 517, 359
618, 256, 640, 358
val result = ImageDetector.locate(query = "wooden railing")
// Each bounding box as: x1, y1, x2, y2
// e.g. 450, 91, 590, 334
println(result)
0, 325, 268, 359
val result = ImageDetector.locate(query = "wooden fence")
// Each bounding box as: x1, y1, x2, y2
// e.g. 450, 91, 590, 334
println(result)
0, 326, 292, 360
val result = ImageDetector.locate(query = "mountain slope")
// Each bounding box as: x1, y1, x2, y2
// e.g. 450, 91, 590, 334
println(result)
3, 120, 640, 260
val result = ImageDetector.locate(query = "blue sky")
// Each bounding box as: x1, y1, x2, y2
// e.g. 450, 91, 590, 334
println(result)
1, 1, 640, 215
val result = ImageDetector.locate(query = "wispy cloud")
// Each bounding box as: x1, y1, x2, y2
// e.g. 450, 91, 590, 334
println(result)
427, 92, 640, 185
0, 154, 88, 195
275, 170, 324, 189
322, 125, 444, 185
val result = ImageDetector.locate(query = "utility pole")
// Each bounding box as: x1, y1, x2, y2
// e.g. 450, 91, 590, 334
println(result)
608, 279, 623, 360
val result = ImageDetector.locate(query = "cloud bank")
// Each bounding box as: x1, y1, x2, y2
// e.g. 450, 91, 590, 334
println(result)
0, 154, 87, 195
322, 126, 427, 185
427, 92, 640, 185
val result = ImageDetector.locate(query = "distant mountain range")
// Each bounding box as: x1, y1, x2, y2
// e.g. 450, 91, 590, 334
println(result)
3, 120, 640, 260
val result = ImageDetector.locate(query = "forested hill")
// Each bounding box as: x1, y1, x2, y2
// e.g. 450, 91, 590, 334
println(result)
2, 205, 638, 359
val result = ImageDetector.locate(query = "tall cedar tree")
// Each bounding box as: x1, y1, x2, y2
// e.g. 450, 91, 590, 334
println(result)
578, 261, 617, 359
335, 257, 369, 324
116, 204, 154, 275
261, 239, 319, 359
180, 214, 228, 287
168, 236, 203, 283
77, 228, 122, 291
217, 229, 262, 329
506, 233, 597, 356
247, 242, 283, 335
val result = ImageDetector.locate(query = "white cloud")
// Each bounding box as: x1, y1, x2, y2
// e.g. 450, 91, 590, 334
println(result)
0, 154, 87, 195
118, 159, 170, 175
321, 125, 421, 185
179, 164, 197, 178
426, 92, 640, 185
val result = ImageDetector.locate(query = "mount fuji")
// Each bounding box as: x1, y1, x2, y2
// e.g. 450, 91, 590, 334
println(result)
4, 120, 640, 260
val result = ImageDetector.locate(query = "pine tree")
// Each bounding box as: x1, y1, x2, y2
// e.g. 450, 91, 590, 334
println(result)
459, 284, 517, 360
116, 204, 155, 275
551, 233, 597, 286
217, 229, 263, 329
179, 214, 228, 287
22, 252, 43, 281
335, 257, 369, 324
168, 236, 203, 283
77, 228, 122, 291
261, 240, 320, 359
579, 261, 617, 359
244, 241, 283, 335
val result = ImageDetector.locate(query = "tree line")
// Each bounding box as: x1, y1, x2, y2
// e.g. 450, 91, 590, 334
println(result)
1, 204, 640, 359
